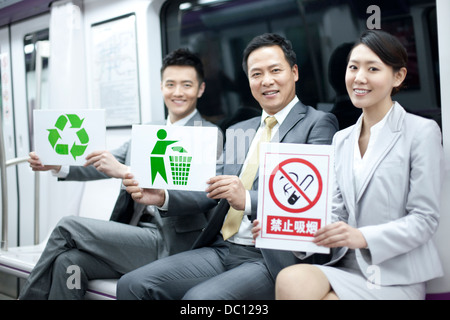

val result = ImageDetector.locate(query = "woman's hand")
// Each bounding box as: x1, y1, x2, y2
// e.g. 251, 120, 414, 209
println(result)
313, 221, 368, 249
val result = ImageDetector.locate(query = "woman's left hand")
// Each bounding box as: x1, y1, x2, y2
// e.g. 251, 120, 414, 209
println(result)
313, 221, 368, 249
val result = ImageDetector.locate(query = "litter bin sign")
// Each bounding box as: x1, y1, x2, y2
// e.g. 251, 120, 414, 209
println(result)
131, 125, 218, 191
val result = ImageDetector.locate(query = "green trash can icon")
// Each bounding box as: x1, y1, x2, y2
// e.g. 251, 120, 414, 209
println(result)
169, 155, 192, 186
149, 129, 193, 186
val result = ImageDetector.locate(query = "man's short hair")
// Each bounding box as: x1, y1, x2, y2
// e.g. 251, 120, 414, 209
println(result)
161, 48, 205, 83
242, 33, 297, 76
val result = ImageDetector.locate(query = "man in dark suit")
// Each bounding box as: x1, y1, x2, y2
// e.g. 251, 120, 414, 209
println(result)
19, 49, 219, 299
118, 33, 338, 300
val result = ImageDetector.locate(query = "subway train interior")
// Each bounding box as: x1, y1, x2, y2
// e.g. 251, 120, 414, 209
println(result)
0, 0, 449, 300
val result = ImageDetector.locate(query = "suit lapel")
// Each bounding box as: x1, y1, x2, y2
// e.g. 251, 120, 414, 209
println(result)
355, 103, 405, 203
340, 128, 357, 214
185, 111, 203, 126
274, 102, 307, 143
253, 102, 307, 184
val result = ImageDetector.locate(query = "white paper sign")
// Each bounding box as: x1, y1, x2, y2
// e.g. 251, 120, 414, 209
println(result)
255, 143, 334, 254
130, 125, 218, 191
34, 109, 106, 166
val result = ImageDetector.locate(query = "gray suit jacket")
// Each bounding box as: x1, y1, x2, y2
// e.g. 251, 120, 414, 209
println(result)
62, 111, 219, 256
168, 101, 338, 278
326, 102, 444, 285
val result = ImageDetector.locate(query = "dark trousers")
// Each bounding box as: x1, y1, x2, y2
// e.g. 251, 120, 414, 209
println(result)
117, 237, 275, 300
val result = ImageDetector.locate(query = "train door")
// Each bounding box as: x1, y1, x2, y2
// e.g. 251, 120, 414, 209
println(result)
0, 26, 18, 249
9, 14, 50, 247
9, 11, 86, 248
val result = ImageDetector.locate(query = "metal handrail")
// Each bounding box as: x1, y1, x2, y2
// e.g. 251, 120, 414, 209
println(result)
5, 156, 29, 167
0, 36, 48, 252
0, 122, 39, 251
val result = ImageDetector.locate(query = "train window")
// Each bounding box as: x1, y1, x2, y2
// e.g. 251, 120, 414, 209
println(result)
161, 0, 441, 130
425, 6, 440, 108
24, 29, 49, 108
23, 28, 49, 149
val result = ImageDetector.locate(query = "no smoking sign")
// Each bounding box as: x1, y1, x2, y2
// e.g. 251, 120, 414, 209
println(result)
256, 142, 334, 254
269, 158, 323, 213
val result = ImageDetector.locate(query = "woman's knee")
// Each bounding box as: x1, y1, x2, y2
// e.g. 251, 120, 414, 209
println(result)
276, 264, 305, 295
275, 264, 330, 300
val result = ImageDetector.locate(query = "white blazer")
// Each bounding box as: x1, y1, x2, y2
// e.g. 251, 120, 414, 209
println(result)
329, 102, 444, 286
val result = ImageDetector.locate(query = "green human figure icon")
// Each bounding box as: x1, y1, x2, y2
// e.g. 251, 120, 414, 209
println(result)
150, 129, 177, 184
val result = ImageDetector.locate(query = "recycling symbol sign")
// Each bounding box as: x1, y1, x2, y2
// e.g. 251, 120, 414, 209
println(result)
47, 114, 89, 160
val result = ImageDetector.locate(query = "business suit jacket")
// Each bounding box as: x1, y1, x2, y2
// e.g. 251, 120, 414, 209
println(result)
168, 101, 338, 279
328, 102, 444, 285
62, 111, 219, 256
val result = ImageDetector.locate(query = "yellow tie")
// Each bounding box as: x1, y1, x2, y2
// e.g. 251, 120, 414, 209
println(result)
221, 116, 278, 240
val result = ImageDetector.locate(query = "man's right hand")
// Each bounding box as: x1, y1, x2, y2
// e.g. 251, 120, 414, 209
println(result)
28, 151, 61, 173
122, 173, 166, 207
84, 150, 129, 179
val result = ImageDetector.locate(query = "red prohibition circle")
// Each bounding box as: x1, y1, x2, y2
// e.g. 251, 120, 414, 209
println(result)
268, 158, 323, 213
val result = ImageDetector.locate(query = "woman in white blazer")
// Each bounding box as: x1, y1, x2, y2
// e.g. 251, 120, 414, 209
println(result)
272, 30, 444, 299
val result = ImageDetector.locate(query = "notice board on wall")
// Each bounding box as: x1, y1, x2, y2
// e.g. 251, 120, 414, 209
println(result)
91, 13, 141, 127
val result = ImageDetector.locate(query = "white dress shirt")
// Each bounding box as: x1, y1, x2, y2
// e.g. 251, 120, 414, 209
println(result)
353, 105, 393, 194
227, 96, 299, 245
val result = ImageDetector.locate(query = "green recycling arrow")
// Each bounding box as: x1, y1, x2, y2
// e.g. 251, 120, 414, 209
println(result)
55, 115, 68, 131
67, 114, 84, 128
55, 143, 69, 155
47, 129, 61, 148
47, 113, 90, 160
70, 142, 87, 159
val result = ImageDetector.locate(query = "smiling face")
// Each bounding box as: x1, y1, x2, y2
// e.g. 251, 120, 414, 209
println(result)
161, 65, 205, 123
345, 44, 406, 113
246, 45, 299, 115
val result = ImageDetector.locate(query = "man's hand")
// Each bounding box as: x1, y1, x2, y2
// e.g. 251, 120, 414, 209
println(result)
251, 219, 261, 241
122, 173, 165, 207
28, 152, 61, 172
206, 175, 246, 211
84, 150, 128, 178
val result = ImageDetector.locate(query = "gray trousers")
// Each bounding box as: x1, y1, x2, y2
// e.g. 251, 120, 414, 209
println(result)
18, 216, 161, 300
117, 239, 275, 300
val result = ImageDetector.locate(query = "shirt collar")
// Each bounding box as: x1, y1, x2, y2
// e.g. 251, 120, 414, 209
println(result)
260, 96, 299, 127
355, 103, 394, 138
369, 104, 394, 137
166, 109, 198, 126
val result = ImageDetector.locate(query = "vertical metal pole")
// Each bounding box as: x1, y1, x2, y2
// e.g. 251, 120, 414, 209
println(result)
34, 172, 39, 245
33, 41, 47, 245
0, 107, 8, 251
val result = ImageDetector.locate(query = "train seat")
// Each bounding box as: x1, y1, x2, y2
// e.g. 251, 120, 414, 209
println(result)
0, 243, 117, 300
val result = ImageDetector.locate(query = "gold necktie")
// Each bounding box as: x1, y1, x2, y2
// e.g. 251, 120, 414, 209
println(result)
221, 116, 278, 240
